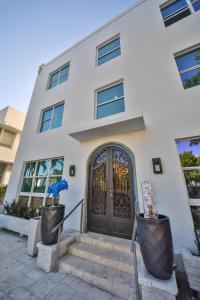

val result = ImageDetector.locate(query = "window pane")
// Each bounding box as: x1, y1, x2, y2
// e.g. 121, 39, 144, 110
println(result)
48, 176, 62, 187
164, 8, 191, 26
190, 206, 200, 230
18, 196, 29, 207
42, 109, 53, 121
98, 48, 121, 66
177, 138, 200, 167
184, 170, 200, 199
98, 37, 120, 58
161, 0, 188, 18
0, 130, 15, 147
24, 162, 36, 177
59, 66, 69, 83
191, 0, 200, 11
40, 120, 51, 132
97, 83, 124, 105
53, 104, 64, 117
33, 177, 47, 193
97, 98, 125, 119
180, 67, 200, 89
21, 178, 33, 192
49, 158, 64, 175
176, 49, 200, 72
51, 117, 62, 129
30, 197, 43, 209
49, 72, 59, 89
36, 160, 50, 176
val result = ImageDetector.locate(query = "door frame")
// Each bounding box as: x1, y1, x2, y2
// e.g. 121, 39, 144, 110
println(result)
83, 142, 138, 234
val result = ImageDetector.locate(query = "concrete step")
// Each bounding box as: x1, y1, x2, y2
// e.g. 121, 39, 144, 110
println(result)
77, 232, 132, 255
59, 254, 136, 300
68, 241, 134, 274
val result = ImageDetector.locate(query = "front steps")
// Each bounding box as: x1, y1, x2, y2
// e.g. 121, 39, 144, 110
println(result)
59, 233, 137, 299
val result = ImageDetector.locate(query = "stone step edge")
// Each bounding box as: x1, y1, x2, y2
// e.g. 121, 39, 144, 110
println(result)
76, 234, 132, 255
68, 243, 134, 275
59, 256, 135, 300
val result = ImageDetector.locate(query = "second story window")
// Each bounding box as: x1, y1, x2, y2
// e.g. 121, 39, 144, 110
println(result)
0, 128, 15, 148
48, 64, 69, 89
96, 82, 125, 119
97, 36, 121, 66
175, 46, 200, 89
160, 0, 191, 27
40, 103, 64, 132
191, 0, 200, 11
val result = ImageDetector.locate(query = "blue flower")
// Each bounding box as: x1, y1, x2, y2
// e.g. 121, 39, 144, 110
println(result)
48, 179, 69, 198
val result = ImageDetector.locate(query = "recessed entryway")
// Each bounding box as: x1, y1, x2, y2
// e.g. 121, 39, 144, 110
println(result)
87, 144, 135, 239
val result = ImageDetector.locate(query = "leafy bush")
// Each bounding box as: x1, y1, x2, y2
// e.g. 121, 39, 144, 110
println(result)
0, 185, 7, 204
3, 200, 40, 219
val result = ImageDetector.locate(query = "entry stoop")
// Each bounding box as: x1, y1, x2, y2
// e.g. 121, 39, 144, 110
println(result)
59, 232, 138, 300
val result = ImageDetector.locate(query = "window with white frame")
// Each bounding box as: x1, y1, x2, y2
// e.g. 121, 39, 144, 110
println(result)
191, 0, 200, 11
96, 82, 125, 119
48, 64, 70, 89
160, 0, 191, 27
176, 138, 200, 200
0, 128, 15, 148
175, 45, 200, 89
19, 157, 64, 208
97, 36, 121, 66
40, 103, 64, 132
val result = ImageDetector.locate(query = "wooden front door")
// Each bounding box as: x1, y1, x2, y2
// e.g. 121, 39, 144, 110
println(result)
87, 146, 134, 239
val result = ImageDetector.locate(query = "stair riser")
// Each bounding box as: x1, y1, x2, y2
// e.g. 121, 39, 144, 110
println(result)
59, 262, 135, 300
68, 246, 134, 275
77, 236, 131, 254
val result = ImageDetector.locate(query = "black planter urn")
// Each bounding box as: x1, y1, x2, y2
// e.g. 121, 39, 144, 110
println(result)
41, 205, 65, 245
137, 213, 174, 280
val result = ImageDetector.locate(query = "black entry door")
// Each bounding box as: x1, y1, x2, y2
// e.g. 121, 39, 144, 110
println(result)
87, 146, 134, 239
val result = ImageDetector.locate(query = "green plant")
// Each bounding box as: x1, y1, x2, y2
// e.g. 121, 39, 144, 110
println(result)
194, 228, 200, 256
4, 200, 40, 219
0, 185, 7, 204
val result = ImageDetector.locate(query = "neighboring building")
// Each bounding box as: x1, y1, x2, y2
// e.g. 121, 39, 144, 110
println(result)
5, 0, 200, 253
0, 106, 25, 186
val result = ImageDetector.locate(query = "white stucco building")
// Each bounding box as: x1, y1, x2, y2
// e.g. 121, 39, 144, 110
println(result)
0, 106, 25, 185
5, 0, 200, 253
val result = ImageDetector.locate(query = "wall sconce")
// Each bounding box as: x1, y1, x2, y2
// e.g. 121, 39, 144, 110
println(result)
69, 165, 76, 177
152, 158, 163, 174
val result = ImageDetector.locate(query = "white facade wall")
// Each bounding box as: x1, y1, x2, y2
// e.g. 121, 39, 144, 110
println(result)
5, 0, 200, 252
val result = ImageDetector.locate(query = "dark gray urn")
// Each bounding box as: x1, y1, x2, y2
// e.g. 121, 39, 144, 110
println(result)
41, 205, 65, 245
137, 213, 174, 280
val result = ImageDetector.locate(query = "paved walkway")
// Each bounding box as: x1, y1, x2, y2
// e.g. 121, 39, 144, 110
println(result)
0, 230, 124, 300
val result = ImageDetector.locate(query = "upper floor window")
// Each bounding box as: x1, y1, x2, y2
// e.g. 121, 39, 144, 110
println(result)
0, 128, 15, 148
160, 0, 191, 27
40, 103, 64, 132
191, 0, 200, 11
175, 46, 200, 89
97, 36, 121, 66
48, 64, 69, 89
96, 82, 125, 119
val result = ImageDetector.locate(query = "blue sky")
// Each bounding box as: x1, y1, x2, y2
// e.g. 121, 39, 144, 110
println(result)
0, 0, 135, 113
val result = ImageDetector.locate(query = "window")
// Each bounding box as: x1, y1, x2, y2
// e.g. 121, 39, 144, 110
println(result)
40, 103, 64, 132
20, 157, 64, 208
0, 129, 15, 148
96, 82, 125, 119
48, 64, 69, 89
0, 162, 6, 183
160, 0, 191, 27
175, 46, 200, 89
191, 0, 200, 11
97, 36, 121, 66
176, 138, 200, 199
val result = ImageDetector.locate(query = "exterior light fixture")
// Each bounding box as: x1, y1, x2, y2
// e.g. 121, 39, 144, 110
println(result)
152, 158, 163, 174
69, 165, 76, 177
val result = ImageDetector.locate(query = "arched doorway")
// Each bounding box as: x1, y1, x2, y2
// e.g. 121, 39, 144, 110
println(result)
87, 144, 135, 239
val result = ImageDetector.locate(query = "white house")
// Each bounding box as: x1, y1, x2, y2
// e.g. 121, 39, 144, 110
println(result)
0, 106, 25, 185
5, 0, 200, 254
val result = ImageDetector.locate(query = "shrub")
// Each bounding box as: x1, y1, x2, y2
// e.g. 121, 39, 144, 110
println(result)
0, 185, 7, 204
3, 200, 40, 219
